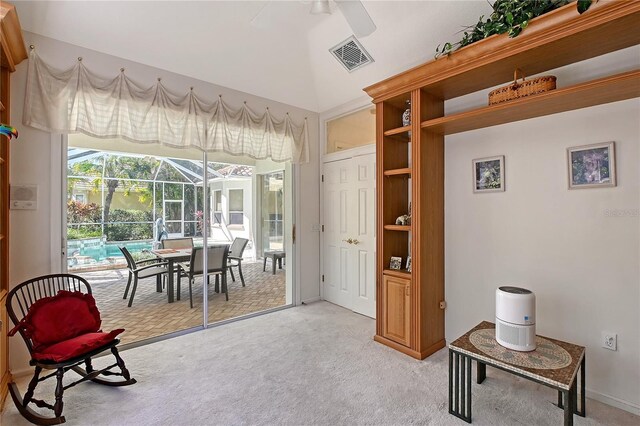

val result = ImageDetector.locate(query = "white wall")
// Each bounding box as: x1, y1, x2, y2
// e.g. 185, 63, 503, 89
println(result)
8, 32, 320, 373
445, 98, 640, 412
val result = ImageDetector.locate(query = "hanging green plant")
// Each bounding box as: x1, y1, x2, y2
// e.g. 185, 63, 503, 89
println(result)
435, 0, 596, 58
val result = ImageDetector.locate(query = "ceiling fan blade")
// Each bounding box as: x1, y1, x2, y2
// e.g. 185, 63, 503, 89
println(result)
335, 0, 377, 37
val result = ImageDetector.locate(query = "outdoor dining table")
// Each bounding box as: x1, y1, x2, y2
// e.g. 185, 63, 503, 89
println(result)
151, 248, 191, 303
152, 242, 231, 303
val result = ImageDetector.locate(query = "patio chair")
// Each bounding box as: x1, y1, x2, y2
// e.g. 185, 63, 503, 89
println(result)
179, 245, 230, 308
161, 237, 194, 298
161, 237, 193, 250
6, 274, 136, 425
120, 246, 169, 307
227, 237, 249, 287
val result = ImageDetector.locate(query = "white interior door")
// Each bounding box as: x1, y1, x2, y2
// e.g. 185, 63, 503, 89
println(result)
323, 159, 352, 309
350, 154, 376, 318
323, 154, 376, 318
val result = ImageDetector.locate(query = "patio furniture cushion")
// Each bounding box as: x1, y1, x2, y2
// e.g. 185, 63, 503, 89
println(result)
32, 330, 124, 363
138, 266, 169, 279
9, 290, 100, 347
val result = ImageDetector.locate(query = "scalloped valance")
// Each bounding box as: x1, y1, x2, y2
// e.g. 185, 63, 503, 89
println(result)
23, 50, 308, 163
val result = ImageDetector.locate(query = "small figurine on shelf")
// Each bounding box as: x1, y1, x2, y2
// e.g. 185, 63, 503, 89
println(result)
395, 214, 410, 226
402, 100, 411, 127
402, 100, 411, 139
406, 256, 412, 272
395, 202, 412, 226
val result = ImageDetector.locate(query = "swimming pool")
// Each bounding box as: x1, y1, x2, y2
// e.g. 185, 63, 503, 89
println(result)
67, 238, 153, 266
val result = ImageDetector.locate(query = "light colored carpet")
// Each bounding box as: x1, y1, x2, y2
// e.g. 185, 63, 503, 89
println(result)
2, 302, 638, 425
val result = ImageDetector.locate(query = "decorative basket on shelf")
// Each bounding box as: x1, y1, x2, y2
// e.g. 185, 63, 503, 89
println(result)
488, 69, 556, 105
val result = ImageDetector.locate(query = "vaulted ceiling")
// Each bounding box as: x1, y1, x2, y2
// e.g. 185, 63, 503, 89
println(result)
13, 1, 491, 113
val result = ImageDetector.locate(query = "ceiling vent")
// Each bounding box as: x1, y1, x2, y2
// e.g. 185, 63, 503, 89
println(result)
330, 36, 374, 72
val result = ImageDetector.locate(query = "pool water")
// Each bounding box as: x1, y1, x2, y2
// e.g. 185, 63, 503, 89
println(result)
67, 238, 153, 266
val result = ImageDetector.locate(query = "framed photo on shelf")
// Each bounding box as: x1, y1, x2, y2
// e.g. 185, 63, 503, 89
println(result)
406, 256, 412, 272
389, 256, 403, 270
567, 142, 616, 189
473, 155, 505, 193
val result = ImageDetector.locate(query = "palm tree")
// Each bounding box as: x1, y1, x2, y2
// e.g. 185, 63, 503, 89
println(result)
69, 154, 159, 223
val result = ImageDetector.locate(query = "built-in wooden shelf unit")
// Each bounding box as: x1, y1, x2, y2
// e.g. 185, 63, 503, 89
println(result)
364, 1, 640, 360
1, 0, 28, 408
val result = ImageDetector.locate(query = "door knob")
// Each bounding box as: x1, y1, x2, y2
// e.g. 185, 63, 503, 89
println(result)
352, 239, 360, 245
342, 238, 353, 244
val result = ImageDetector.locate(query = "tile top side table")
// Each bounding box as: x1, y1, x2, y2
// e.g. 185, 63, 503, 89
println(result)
449, 321, 585, 426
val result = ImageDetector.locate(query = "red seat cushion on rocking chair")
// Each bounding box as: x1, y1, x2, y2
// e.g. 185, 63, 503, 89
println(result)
9, 290, 125, 363
33, 330, 124, 363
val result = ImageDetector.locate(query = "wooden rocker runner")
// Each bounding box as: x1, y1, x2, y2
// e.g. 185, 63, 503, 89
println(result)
6, 274, 136, 425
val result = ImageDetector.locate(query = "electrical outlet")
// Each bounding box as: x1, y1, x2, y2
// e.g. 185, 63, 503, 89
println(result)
602, 332, 617, 351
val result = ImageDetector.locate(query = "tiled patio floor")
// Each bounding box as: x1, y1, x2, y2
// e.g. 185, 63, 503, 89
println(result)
76, 260, 286, 345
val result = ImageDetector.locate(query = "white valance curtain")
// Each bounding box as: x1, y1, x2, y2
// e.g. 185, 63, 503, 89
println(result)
23, 50, 308, 163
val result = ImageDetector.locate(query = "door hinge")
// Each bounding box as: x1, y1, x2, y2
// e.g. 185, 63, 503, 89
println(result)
321, 174, 324, 182
321, 225, 324, 232
322, 275, 324, 282
292, 224, 296, 244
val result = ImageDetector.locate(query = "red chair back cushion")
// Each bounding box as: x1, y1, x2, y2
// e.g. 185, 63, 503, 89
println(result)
19, 290, 102, 350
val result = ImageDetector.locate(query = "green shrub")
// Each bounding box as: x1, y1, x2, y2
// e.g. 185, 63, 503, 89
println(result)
105, 209, 153, 241
67, 227, 102, 240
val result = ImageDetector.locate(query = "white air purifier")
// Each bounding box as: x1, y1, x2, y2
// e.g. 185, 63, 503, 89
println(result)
495, 286, 536, 352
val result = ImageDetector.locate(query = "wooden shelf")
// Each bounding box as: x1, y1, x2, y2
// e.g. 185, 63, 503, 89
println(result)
383, 225, 411, 232
383, 125, 411, 142
383, 168, 411, 177
384, 125, 411, 136
383, 269, 412, 279
421, 70, 640, 135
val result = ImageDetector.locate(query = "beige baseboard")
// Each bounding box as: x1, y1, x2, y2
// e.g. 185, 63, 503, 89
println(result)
586, 388, 640, 416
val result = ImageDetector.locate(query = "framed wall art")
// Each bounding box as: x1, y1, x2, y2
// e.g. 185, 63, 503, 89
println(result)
567, 142, 616, 189
473, 155, 505, 193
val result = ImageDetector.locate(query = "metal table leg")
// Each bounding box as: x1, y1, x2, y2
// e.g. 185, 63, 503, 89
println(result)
558, 355, 586, 418
449, 350, 472, 423
477, 361, 486, 384
167, 259, 175, 303
577, 355, 586, 417
563, 383, 575, 426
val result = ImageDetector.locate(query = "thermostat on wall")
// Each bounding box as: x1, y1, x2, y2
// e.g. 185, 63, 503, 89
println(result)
10, 184, 38, 210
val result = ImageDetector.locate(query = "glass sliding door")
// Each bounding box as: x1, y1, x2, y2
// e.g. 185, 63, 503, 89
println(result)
205, 161, 292, 326
65, 135, 295, 346
261, 171, 284, 255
